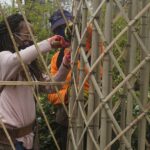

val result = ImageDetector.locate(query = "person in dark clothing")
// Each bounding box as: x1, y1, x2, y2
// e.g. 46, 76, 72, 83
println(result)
48, 9, 73, 150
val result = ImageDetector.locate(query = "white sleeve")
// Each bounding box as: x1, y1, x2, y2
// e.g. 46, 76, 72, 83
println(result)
19, 40, 51, 64
0, 40, 51, 81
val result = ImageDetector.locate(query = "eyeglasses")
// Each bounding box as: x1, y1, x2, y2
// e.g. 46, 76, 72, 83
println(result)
14, 33, 37, 41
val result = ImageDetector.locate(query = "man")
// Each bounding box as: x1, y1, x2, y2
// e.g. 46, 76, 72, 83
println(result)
48, 9, 73, 150
48, 9, 103, 150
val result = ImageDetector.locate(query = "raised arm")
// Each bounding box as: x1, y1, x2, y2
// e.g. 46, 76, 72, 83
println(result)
0, 35, 68, 81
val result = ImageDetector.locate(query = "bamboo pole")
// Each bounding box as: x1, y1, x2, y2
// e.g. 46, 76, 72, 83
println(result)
120, 84, 127, 150
76, 0, 88, 149
75, 28, 132, 149
100, 0, 113, 149
104, 103, 150, 150
68, 0, 79, 148
90, 2, 150, 73
138, 0, 149, 149
92, 4, 150, 125
86, 47, 95, 149
77, 53, 150, 149
68, 39, 78, 149
75, 1, 150, 128
114, 0, 149, 57
92, 0, 101, 147
0, 119, 15, 150
105, 0, 113, 148
93, 17, 150, 125
86, 0, 101, 149
73, 2, 150, 103
126, 0, 138, 144
71, 2, 150, 149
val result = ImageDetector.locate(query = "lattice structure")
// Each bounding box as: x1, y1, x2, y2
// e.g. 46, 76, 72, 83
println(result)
0, 0, 150, 150
68, 0, 150, 149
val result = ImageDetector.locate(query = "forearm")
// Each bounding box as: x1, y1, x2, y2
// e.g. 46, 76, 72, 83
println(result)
43, 64, 70, 93
19, 40, 51, 64
53, 62, 70, 82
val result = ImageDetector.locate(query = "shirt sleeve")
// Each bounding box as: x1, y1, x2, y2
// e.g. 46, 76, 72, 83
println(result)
44, 51, 70, 93
0, 40, 51, 81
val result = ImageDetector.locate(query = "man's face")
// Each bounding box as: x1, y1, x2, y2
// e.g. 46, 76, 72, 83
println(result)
53, 24, 66, 38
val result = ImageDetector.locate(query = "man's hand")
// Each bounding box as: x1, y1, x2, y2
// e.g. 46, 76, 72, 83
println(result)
62, 51, 71, 69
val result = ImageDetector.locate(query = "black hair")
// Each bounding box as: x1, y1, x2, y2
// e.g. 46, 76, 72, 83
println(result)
0, 13, 24, 52
0, 13, 43, 81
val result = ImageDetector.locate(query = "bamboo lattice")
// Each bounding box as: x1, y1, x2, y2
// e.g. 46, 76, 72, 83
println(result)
0, 0, 150, 150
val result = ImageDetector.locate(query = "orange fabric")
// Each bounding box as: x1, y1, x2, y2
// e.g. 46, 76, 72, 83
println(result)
48, 26, 105, 104
48, 48, 90, 104
48, 49, 71, 105
48, 88, 68, 104
86, 25, 92, 51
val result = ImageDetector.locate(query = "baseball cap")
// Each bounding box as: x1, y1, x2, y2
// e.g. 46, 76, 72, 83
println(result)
49, 9, 73, 31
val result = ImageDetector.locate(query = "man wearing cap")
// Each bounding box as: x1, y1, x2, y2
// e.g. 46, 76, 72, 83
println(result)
48, 9, 103, 150
48, 9, 73, 150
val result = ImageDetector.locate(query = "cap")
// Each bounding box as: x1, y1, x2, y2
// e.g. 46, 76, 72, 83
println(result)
49, 9, 73, 31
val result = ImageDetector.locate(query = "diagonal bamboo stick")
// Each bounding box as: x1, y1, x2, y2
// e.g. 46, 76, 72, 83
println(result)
104, 103, 150, 150
77, 49, 150, 149
73, 26, 132, 149
114, 0, 149, 57
76, 2, 150, 99
0, 119, 15, 150
85, 55, 150, 136
92, 18, 150, 125
73, 35, 132, 150
90, 2, 150, 74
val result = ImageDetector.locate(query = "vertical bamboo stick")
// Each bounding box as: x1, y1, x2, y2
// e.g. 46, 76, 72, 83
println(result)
76, 0, 88, 149
68, 0, 80, 149
120, 91, 126, 150
119, 2, 128, 149
86, 63, 95, 150
68, 33, 79, 150
93, 0, 102, 147
126, 0, 137, 144
100, 0, 113, 149
138, 0, 149, 150
105, 0, 113, 148
86, 0, 101, 149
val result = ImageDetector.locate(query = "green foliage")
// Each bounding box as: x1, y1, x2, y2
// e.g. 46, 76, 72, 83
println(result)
23, 1, 53, 40
36, 94, 57, 150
